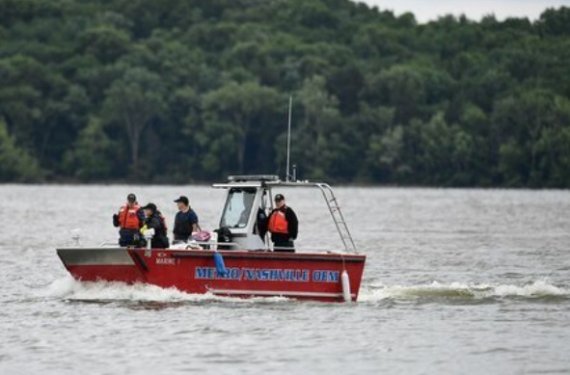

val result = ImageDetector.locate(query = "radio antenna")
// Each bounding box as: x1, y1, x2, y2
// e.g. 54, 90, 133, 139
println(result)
286, 95, 293, 182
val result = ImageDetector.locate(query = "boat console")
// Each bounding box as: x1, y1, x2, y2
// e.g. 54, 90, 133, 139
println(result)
213, 175, 357, 253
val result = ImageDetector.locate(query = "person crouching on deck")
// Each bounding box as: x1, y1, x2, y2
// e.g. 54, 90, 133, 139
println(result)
140, 203, 169, 249
113, 193, 144, 247
268, 194, 298, 252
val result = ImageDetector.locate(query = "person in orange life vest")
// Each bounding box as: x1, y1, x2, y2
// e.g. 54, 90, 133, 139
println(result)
267, 194, 298, 252
113, 193, 144, 246
140, 203, 169, 249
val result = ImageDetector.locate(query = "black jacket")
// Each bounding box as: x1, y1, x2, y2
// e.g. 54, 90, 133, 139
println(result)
144, 211, 169, 249
268, 206, 298, 241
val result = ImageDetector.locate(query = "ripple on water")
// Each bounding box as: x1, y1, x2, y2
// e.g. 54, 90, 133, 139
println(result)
1, 185, 570, 374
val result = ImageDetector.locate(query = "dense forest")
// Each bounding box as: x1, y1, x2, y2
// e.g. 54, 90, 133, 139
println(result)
1, 0, 569, 186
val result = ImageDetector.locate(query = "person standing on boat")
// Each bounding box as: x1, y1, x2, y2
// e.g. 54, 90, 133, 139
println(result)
172, 196, 199, 242
140, 203, 169, 249
268, 194, 298, 252
113, 193, 144, 246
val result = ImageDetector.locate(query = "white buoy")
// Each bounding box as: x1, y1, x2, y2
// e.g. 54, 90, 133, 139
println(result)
341, 270, 351, 302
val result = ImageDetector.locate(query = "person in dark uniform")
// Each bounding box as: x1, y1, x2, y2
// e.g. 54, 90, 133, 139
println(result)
140, 203, 169, 249
172, 196, 199, 242
267, 194, 298, 252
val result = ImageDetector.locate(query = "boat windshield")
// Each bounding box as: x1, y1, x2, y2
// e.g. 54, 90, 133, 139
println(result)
220, 188, 256, 229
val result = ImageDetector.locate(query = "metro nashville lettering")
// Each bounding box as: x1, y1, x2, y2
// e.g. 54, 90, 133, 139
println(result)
194, 267, 339, 283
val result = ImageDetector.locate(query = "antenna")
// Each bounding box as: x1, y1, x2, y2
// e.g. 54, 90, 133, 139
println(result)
286, 95, 293, 182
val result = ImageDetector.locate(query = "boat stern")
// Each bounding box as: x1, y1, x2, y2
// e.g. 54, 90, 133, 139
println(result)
56, 248, 145, 283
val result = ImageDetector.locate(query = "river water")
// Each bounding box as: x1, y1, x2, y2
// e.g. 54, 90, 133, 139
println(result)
0, 185, 569, 374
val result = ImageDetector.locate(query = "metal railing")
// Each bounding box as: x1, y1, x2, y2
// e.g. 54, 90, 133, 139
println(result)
315, 183, 357, 253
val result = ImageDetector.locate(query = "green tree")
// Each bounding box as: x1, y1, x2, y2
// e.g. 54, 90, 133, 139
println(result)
294, 75, 341, 179
493, 89, 570, 186
102, 67, 166, 177
0, 119, 42, 181
538, 7, 570, 36
366, 65, 425, 124
366, 125, 407, 182
201, 81, 282, 176
0, 0, 569, 186
80, 26, 131, 63
63, 117, 115, 181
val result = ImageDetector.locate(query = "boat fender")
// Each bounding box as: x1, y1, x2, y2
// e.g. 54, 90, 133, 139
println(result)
213, 251, 228, 277
341, 270, 351, 302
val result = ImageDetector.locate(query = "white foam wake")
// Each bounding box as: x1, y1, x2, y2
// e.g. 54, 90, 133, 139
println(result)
358, 280, 568, 302
41, 276, 287, 303
40, 277, 567, 304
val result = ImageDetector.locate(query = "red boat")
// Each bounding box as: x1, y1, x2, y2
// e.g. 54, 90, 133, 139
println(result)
57, 175, 366, 302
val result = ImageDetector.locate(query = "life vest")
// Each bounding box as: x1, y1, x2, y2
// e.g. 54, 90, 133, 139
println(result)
118, 204, 141, 230
268, 209, 288, 234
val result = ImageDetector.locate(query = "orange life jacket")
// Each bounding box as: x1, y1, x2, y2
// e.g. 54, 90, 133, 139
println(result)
118, 203, 141, 230
268, 209, 288, 234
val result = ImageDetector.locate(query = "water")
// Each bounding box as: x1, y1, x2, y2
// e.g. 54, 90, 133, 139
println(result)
1, 185, 569, 374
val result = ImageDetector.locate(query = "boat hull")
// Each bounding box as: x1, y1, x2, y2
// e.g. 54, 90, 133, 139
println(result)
57, 248, 366, 302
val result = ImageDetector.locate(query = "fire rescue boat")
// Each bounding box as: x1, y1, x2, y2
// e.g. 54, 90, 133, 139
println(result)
56, 175, 366, 302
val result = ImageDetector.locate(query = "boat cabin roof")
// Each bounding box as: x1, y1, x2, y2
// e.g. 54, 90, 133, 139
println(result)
213, 175, 328, 189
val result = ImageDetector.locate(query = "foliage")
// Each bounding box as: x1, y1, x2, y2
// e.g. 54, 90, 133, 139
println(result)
0, 119, 42, 181
0, 0, 569, 186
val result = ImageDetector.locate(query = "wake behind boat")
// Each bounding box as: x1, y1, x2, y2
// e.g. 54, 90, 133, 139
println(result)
56, 175, 366, 302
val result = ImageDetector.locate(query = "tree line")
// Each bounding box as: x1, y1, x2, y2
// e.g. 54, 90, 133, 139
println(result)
1, 0, 569, 187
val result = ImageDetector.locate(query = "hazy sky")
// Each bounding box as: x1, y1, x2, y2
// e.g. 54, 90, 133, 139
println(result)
357, 0, 570, 23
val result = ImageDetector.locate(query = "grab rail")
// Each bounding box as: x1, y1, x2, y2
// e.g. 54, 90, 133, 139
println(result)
315, 183, 357, 253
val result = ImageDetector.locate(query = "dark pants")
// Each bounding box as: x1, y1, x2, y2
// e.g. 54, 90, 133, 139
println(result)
273, 240, 295, 252
151, 236, 170, 249
119, 228, 139, 247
